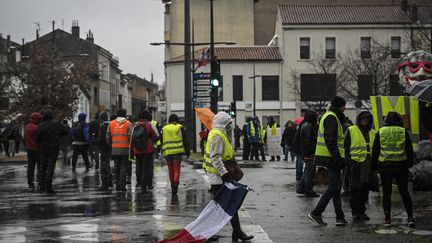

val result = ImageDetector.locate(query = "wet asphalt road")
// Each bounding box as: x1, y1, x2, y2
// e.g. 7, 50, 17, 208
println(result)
0, 158, 432, 242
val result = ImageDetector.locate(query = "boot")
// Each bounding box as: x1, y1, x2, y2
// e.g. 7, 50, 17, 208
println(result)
171, 185, 178, 195
232, 231, 254, 242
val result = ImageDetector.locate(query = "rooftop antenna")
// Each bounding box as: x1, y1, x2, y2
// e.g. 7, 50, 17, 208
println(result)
34, 22, 40, 39
61, 19, 64, 30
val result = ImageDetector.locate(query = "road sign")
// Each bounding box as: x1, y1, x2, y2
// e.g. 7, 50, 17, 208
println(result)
194, 91, 211, 97
194, 85, 212, 91
194, 97, 211, 103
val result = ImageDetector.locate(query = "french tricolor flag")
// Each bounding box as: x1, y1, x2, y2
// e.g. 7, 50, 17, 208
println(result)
159, 181, 249, 243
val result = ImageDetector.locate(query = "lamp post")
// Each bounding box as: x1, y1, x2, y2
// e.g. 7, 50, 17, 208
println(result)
248, 63, 261, 117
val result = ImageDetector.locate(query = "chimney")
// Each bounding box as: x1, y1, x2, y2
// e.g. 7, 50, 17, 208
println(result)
72, 20, 80, 38
86, 30, 94, 43
6, 35, 10, 49
151, 73, 154, 83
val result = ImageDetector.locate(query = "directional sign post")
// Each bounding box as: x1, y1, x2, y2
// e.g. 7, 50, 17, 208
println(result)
193, 73, 212, 108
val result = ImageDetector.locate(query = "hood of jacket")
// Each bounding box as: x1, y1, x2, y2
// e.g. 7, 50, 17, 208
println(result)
99, 112, 108, 122
303, 109, 317, 124
384, 111, 403, 127
29, 112, 42, 125
78, 113, 87, 122
212, 112, 232, 133
329, 105, 346, 124
116, 117, 127, 124
356, 111, 373, 130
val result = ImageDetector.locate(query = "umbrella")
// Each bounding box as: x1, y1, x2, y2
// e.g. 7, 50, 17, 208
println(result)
409, 80, 432, 102
195, 108, 215, 130
294, 116, 304, 125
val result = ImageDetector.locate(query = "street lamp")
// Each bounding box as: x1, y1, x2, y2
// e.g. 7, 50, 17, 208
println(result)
248, 63, 261, 117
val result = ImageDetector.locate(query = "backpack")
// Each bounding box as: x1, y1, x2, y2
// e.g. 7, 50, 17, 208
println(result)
72, 122, 90, 142
132, 123, 149, 150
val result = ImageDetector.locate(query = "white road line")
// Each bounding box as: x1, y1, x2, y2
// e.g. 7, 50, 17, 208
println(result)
195, 168, 272, 243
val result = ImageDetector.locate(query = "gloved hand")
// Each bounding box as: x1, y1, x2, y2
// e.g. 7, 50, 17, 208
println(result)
221, 173, 231, 182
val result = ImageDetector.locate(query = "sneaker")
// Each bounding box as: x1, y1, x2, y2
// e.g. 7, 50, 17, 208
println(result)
408, 218, 415, 228
336, 218, 348, 226
308, 213, 327, 226
384, 219, 391, 227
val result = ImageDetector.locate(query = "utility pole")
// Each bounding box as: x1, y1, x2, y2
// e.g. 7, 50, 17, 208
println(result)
210, 0, 218, 113
184, 0, 194, 152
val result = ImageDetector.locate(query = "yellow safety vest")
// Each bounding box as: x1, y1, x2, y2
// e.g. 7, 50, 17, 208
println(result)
378, 126, 407, 162
162, 123, 185, 156
203, 128, 234, 174
248, 121, 255, 137
348, 125, 376, 163
315, 111, 345, 158
259, 127, 266, 144
370, 96, 419, 146
151, 120, 161, 147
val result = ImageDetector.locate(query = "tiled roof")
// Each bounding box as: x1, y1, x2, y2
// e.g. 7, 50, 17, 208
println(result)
165, 46, 282, 64
278, 5, 412, 24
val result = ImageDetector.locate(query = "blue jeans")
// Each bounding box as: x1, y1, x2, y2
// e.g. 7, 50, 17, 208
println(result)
283, 145, 295, 161
295, 155, 304, 181
298, 161, 316, 194
312, 167, 345, 220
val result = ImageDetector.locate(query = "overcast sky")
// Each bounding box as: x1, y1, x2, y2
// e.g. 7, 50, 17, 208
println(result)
0, 0, 165, 84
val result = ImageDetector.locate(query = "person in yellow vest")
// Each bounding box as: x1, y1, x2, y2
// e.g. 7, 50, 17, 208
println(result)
151, 118, 161, 157
267, 117, 281, 161
162, 114, 189, 195
308, 96, 348, 226
258, 120, 267, 161
204, 111, 254, 241
344, 111, 376, 222
372, 111, 415, 228
106, 108, 133, 192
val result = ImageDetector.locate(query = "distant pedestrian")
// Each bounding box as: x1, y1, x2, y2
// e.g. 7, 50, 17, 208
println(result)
97, 112, 112, 191
131, 110, 158, 193
151, 118, 162, 158
71, 113, 92, 172
242, 118, 252, 160
247, 117, 260, 161
199, 128, 209, 155
60, 120, 71, 165
7, 124, 18, 157
35, 110, 69, 193
308, 96, 348, 226
372, 111, 415, 228
344, 111, 376, 222
297, 110, 319, 197
107, 109, 133, 192
267, 117, 281, 161
258, 120, 266, 161
234, 125, 241, 151
88, 115, 100, 170
161, 114, 189, 195
24, 112, 42, 191
281, 120, 296, 161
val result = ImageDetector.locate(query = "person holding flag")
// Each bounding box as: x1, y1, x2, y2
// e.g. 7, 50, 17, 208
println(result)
204, 111, 254, 241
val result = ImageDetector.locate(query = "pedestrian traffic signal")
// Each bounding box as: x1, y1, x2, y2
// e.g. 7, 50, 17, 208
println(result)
230, 101, 236, 118
210, 77, 220, 87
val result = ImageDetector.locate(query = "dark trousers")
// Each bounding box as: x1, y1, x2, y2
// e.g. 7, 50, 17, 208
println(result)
350, 183, 369, 216
89, 140, 99, 169
380, 166, 413, 220
259, 144, 266, 161
242, 139, 250, 160
298, 161, 316, 194
136, 153, 154, 190
211, 184, 242, 233
27, 150, 41, 186
40, 148, 59, 189
250, 143, 260, 161
312, 167, 345, 220
113, 155, 129, 190
60, 144, 69, 164
100, 150, 112, 187
72, 144, 90, 169
295, 155, 304, 181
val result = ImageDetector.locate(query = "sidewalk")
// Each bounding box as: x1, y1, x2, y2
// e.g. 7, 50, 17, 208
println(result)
0, 151, 27, 163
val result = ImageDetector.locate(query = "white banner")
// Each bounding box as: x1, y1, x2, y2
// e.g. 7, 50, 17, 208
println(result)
266, 127, 283, 156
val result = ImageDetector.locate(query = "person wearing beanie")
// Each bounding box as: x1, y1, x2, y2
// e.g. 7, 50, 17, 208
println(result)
71, 112, 92, 172
161, 113, 190, 195
24, 112, 42, 191
308, 96, 348, 226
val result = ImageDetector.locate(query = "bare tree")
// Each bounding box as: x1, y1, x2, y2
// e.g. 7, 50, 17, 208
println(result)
3, 44, 95, 122
401, 1, 432, 52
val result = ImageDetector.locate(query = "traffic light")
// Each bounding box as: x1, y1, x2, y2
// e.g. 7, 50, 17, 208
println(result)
230, 101, 236, 118
210, 59, 220, 87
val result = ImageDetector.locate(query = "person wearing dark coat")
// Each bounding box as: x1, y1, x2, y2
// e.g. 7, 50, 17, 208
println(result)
344, 111, 376, 221
234, 125, 241, 151
24, 112, 42, 190
281, 120, 296, 161
60, 120, 71, 165
35, 110, 69, 193
71, 113, 92, 172
296, 110, 319, 197
372, 111, 415, 228
98, 112, 113, 191
242, 117, 252, 160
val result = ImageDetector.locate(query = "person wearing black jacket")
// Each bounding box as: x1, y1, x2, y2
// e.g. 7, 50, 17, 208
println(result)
36, 110, 69, 193
296, 109, 319, 197
242, 117, 252, 160
308, 96, 348, 226
98, 112, 112, 191
281, 120, 296, 161
371, 111, 415, 228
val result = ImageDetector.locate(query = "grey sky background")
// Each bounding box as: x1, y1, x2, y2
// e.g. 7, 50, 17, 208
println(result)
0, 0, 165, 84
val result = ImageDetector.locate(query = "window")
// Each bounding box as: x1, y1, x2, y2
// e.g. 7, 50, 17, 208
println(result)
300, 37, 310, 59
262, 76, 279, 100
300, 74, 336, 101
232, 75, 243, 101
325, 37, 336, 59
357, 75, 373, 100
360, 37, 371, 59
391, 37, 401, 58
